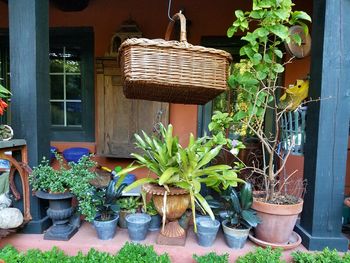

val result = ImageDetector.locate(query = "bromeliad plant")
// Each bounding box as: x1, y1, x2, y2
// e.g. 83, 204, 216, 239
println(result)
119, 123, 244, 230
225, 0, 311, 202
93, 181, 127, 221
117, 196, 141, 213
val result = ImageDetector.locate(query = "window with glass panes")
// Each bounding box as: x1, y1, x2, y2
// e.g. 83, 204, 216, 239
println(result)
50, 47, 82, 127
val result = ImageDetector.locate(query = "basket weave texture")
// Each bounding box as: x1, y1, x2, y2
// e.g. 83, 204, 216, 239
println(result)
119, 13, 232, 105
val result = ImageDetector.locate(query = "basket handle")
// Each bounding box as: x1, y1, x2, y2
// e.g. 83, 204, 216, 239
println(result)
164, 12, 187, 42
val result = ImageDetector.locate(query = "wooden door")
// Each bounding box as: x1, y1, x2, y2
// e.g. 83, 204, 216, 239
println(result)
96, 57, 169, 158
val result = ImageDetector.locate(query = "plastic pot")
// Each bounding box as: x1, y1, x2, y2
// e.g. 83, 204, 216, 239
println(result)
222, 219, 250, 249
126, 213, 151, 241
93, 214, 119, 240
196, 216, 220, 247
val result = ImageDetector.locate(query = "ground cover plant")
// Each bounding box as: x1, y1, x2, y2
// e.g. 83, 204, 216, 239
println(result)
193, 252, 229, 263
0, 242, 170, 263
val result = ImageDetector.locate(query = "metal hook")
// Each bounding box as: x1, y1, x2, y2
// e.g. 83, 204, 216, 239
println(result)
167, 0, 174, 21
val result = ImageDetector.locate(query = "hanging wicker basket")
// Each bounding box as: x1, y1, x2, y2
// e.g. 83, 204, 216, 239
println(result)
119, 13, 233, 105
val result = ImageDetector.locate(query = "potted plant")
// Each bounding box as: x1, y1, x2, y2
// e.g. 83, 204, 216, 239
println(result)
143, 199, 161, 231
220, 183, 260, 248
118, 123, 244, 242
92, 180, 127, 240
224, 0, 312, 245
116, 196, 140, 228
29, 152, 97, 240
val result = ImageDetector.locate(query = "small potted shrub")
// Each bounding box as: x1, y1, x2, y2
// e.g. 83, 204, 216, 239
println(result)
29, 152, 97, 240
144, 199, 161, 231
221, 183, 260, 249
116, 196, 140, 228
92, 180, 127, 240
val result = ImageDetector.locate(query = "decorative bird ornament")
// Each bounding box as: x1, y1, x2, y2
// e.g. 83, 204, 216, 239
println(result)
279, 79, 309, 110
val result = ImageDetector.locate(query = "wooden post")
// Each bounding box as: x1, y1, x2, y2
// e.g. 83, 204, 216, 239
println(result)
295, 0, 350, 251
8, 0, 51, 233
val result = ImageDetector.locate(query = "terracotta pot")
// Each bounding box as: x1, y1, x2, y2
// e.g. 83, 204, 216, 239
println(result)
252, 198, 303, 244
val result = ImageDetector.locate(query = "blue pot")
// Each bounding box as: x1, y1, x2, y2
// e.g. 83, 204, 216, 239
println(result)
114, 174, 136, 186
148, 214, 161, 231
196, 216, 220, 247
62, 147, 89, 163
93, 214, 119, 240
126, 213, 151, 241
222, 219, 250, 249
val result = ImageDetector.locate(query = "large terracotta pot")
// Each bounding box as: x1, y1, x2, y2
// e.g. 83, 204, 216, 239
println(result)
142, 183, 190, 237
252, 198, 303, 244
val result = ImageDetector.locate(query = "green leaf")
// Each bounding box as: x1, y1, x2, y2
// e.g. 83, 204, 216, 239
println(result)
233, 110, 247, 121
274, 49, 283, 58
249, 10, 263, 19
270, 24, 289, 40
230, 189, 242, 213
291, 33, 302, 46
240, 183, 253, 210
227, 26, 237, 38
292, 11, 312, 22
242, 210, 261, 227
196, 145, 222, 170
297, 21, 309, 36
159, 167, 179, 185
273, 63, 285, 73
254, 28, 269, 38
252, 53, 262, 65
235, 10, 244, 19
195, 193, 215, 220
256, 71, 267, 81
0, 84, 11, 97
122, 178, 157, 193
134, 134, 146, 149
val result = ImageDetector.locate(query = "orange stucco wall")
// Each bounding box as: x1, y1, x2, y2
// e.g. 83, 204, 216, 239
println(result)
0, 0, 323, 181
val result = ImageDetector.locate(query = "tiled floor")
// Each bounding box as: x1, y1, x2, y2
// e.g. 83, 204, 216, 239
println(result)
0, 222, 306, 262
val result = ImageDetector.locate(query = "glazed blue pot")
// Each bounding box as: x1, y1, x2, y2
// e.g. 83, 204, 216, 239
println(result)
62, 147, 89, 163
196, 216, 220, 247
126, 213, 151, 241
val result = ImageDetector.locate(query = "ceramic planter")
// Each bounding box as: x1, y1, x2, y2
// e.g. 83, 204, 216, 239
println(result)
62, 147, 89, 163
148, 214, 161, 231
222, 219, 250, 249
126, 213, 151, 241
93, 214, 119, 240
196, 216, 220, 247
252, 198, 303, 244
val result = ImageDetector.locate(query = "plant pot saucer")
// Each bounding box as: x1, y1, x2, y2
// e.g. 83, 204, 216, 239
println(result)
248, 231, 302, 250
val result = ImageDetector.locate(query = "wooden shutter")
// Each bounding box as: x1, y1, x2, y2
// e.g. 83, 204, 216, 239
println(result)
96, 57, 169, 158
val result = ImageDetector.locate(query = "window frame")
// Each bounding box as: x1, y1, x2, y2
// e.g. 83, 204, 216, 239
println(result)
49, 27, 95, 142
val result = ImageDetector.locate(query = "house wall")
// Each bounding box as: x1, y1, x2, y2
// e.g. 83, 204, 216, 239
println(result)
0, 0, 325, 182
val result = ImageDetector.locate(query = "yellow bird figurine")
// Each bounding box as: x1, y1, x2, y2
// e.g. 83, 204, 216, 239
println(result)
279, 79, 309, 110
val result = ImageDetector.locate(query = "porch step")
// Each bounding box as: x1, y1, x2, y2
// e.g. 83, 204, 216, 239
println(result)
0, 222, 305, 262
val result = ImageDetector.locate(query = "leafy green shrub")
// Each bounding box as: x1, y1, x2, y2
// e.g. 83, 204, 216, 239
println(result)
0, 242, 170, 263
292, 247, 350, 263
115, 242, 170, 263
236, 247, 285, 263
193, 252, 229, 263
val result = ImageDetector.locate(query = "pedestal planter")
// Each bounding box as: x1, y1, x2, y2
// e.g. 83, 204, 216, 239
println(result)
35, 191, 78, 241
252, 198, 303, 244
222, 219, 250, 249
148, 214, 161, 231
126, 213, 151, 241
196, 216, 220, 247
93, 214, 119, 240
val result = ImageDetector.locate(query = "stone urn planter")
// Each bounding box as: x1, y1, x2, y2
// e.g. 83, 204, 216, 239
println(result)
222, 219, 250, 249
93, 214, 119, 240
196, 216, 220, 247
251, 198, 303, 244
142, 184, 190, 245
125, 213, 151, 241
35, 191, 78, 240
